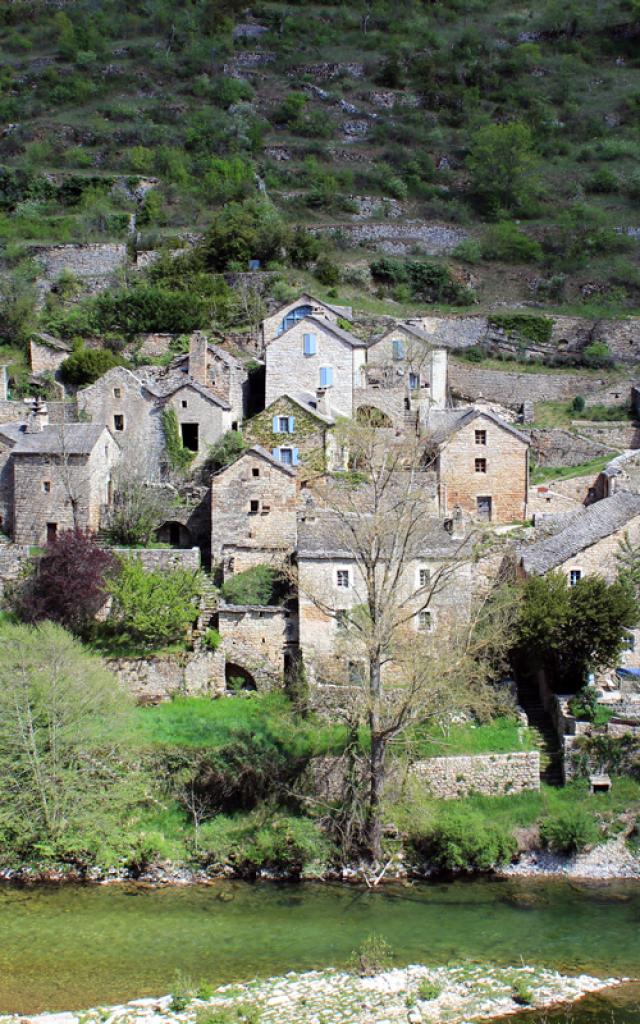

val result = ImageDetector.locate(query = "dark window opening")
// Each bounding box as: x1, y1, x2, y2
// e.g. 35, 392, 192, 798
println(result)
181, 423, 199, 451
113, 414, 124, 432
252, 467, 260, 477
476, 496, 492, 520
181, 400, 188, 409
46, 522, 57, 543
475, 430, 487, 445
113, 387, 121, 399
43, 481, 51, 493
232, 421, 238, 431
249, 500, 259, 514
169, 523, 181, 547
475, 458, 487, 473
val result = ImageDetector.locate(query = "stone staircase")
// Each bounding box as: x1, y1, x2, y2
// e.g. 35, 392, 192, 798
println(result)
517, 677, 564, 786
195, 574, 219, 640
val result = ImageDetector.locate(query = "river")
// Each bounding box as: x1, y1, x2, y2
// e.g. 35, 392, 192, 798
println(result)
0, 878, 638, 1019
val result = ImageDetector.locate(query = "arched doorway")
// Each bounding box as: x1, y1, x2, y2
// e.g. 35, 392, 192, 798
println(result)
156, 521, 193, 548
356, 405, 393, 428
225, 662, 257, 692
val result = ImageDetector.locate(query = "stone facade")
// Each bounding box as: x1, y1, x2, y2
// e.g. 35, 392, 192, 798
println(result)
78, 367, 162, 478
29, 334, 72, 375
436, 412, 529, 523
33, 243, 128, 297
550, 513, 640, 584
0, 543, 31, 595
173, 334, 249, 426
260, 293, 352, 349
265, 317, 366, 418
410, 751, 540, 799
210, 447, 299, 568
245, 396, 339, 478
449, 360, 608, 409
12, 425, 120, 546
218, 603, 298, 689
111, 546, 201, 572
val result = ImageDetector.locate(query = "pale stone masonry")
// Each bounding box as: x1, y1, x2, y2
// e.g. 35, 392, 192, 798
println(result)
218, 603, 298, 689
429, 407, 530, 524
210, 446, 299, 571
29, 333, 72, 376
260, 292, 352, 349
265, 316, 367, 418
366, 324, 448, 410
411, 751, 540, 798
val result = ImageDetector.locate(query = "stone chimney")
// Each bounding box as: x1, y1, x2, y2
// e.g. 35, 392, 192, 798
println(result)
316, 388, 330, 418
429, 348, 448, 409
188, 332, 209, 386
25, 396, 49, 433
449, 504, 465, 540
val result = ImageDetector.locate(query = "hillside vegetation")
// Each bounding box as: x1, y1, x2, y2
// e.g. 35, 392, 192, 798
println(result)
2, 0, 640, 343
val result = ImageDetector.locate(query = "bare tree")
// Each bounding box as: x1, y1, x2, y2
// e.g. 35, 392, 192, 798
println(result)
298, 419, 516, 863
104, 468, 169, 547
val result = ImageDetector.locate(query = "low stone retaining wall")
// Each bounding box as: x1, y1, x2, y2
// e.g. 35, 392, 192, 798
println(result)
111, 547, 201, 570
107, 649, 223, 703
411, 751, 540, 798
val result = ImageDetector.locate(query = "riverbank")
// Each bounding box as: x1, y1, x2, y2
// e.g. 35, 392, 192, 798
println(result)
1, 965, 628, 1024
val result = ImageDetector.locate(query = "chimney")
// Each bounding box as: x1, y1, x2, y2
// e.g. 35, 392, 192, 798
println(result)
316, 387, 330, 418
429, 348, 448, 409
189, 332, 208, 386
25, 396, 48, 433
445, 504, 466, 540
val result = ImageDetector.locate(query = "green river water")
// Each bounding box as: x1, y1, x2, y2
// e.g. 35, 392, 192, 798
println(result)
0, 878, 639, 1019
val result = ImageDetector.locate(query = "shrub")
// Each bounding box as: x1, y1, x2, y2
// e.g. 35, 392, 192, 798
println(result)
571, 395, 586, 413
585, 168, 619, 194
417, 979, 442, 1001
539, 808, 600, 854
413, 807, 516, 872
460, 344, 485, 363
480, 222, 543, 264
105, 556, 202, 650
488, 314, 552, 345
221, 565, 283, 607
286, 226, 321, 268
59, 347, 125, 387
9, 529, 117, 639
94, 286, 209, 336
203, 628, 221, 651
198, 198, 287, 272
348, 934, 394, 977
582, 341, 614, 369
467, 122, 538, 212
315, 256, 341, 286
202, 157, 255, 204
206, 430, 246, 473
512, 979, 534, 1006
452, 239, 482, 264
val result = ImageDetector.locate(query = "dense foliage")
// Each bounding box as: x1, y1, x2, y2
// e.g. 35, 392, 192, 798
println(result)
104, 556, 203, 651
220, 564, 285, 607
59, 347, 125, 386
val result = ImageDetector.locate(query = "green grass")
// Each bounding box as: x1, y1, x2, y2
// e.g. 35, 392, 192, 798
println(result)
530, 454, 612, 484
403, 718, 537, 759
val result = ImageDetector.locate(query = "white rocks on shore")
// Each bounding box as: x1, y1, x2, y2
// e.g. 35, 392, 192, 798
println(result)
501, 836, 640, 880
2, 964, 628, 1024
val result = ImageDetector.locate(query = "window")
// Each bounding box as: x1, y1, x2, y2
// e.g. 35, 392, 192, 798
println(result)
113, 414, 124, 432
409, 373, 420, 390
418, 610, 432, 632
249, 500, 260, 514
336, 569, 350, 589
278, 304, 312, 335
46, 522, 57, 543
418, 567, 431, 589
475, 430, 487, 445
392, 338, 405, 361
182, 400, 188, 409
113, 387, 121, 399
319, 366, 334, 388
42, 481, 51, 493
475, 458, 487, 473
272, 446, 299, 465
261, 503, 271, 514
272, 415, 295, 434
303, 333, 317, 356
569, 569, 582, 587
181, 423, 199, 451
476, 496, 492, 520
252, 467, 260, 477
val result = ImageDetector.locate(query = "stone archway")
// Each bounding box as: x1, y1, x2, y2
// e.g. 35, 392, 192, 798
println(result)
225, 661, 258, 692
156, 521, 193, 548
355, 405, 393, 428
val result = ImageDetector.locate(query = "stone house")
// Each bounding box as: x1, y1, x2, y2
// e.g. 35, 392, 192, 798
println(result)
2, 413, 120, 546
244, 392, 343, 478
210, 445, 299, 574
365, 324, 448, 405
265, 315, 367, 419
519, 492, 640, 586
171, 333, 250, 427
296, 511, 472, 680
260, 293, 353, 349
428, 407, 530, 524
29, 332, 72, 377
217, 602, 299, 691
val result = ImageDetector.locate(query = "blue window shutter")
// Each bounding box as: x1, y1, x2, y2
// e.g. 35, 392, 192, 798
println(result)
272, 415, 279, 433
292, 447, 299, 465
393, 339, 405, 360
320, 366, 333, 387
326, 366, 333, 387
303, 333, 317, 356
272, 447, 280, 460
288, 416, 295, 433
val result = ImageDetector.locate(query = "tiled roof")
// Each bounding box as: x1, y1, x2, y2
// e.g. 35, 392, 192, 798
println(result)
520, 492, 640, 575
173, 340, 244, 369
297, 511, 467, 560
280, 391, 335, 426
427, 407, 530, 446
11, 423, 110, 455
141, 370, 231, 409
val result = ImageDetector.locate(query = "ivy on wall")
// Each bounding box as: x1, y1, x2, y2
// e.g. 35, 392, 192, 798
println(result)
162, 407, 196, 472
245, 399, 327, 476
488, 313, 553, 346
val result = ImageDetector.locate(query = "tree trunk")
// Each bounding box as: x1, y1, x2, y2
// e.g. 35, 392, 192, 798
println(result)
367, 651, 385, 862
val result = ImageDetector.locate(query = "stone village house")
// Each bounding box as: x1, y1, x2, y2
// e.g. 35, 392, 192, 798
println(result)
260, 293, 353, 351
244, 391, 343, 479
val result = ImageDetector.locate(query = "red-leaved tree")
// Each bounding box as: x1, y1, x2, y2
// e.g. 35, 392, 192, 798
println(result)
12, 529, 118, 639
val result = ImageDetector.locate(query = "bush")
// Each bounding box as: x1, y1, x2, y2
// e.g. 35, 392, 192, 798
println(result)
417, 979, 442, 1001
221, 565, 284, 607
197, 812, 329, 876
582, 341, 614, 369
413, 807, 516, 872
452, 239, 482, 264
104, 556, 202, 651
315, 256, 341, 286
512, 979, 534, 1006
348, 934, 394, 977
206, 430, 246, 473
480, 222, 543, 264
94, 286, 209, 336
539, 808, 600, 854
162, 407, 196, 473
585, 168, 619, 194
488, 314, 553, 345
59, 347, 125, 387
202, 157, 255, 204
198, 198, 287, 272
467, 122, 538, 212
571, 395, 586, 413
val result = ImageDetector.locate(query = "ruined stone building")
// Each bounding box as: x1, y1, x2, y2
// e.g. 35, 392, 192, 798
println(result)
210, 445, 299, 575
427, 407, 530, 524
260, 292, 353, 350
0, 402, 120, 545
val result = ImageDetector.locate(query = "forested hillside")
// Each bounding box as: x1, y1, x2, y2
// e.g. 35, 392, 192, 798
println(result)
1, 0, 640, 365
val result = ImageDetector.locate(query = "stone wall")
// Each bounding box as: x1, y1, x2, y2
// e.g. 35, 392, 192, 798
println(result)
410, 751, 540, 798
0, 400, 77, 425
112, 547, 201, 571
32, 243, 128, 296
449, 361, 603, 408
353, 387, 406, 427
107, 649, 224, 704
218, 603, 297, 688
529, 428, 614, 468
572, 422, 640, 450
0, 543, 31, 594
